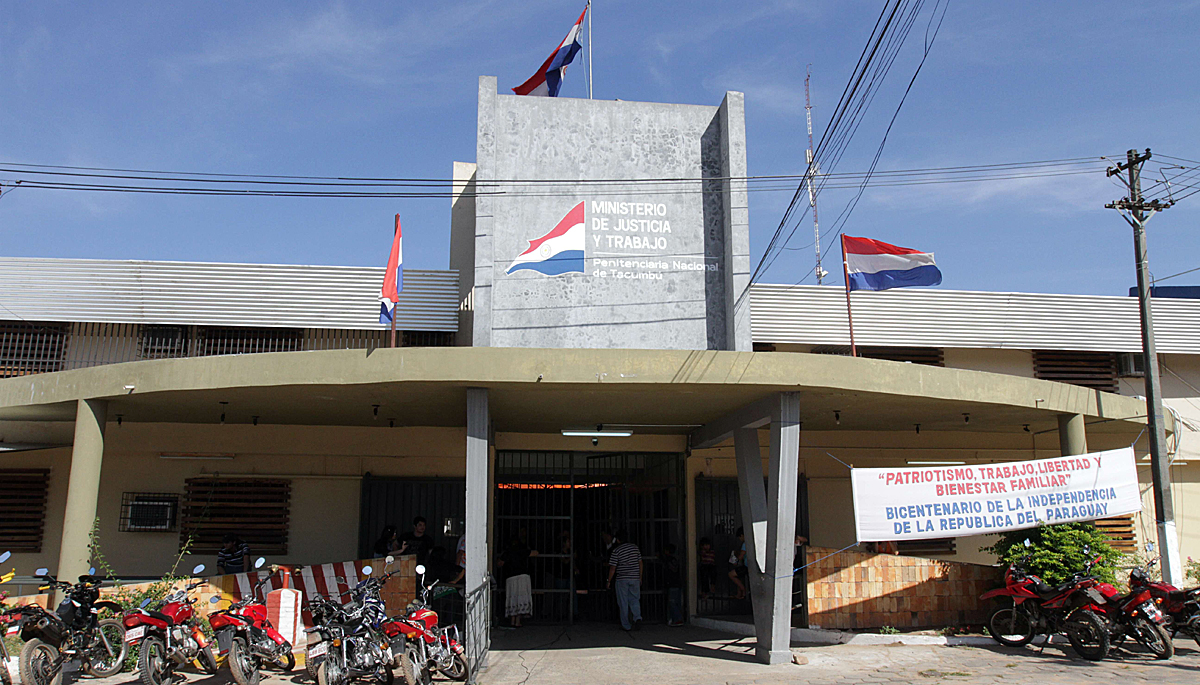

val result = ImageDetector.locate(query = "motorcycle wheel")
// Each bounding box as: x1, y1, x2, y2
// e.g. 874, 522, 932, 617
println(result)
198, 644, 220, 674
275, 649, 296, 672
1065, 610, 1110, 661
374, 664, 395, 685
306, 654, 323, 682
137, 636, 169, 685
437, 653, 469, 682
1, 639, 12, 685
316, 658, 346, 685
19, 638, 63, 685
987, 607, 1035, 647
399, 644, 431, 685
228, 637, 261, 685
85, 618, 129, 677
1131, 618, 1174, 660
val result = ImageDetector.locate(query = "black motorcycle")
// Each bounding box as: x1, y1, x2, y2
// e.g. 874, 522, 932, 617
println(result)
316, 559, 401, 685
15, 566, 126, 685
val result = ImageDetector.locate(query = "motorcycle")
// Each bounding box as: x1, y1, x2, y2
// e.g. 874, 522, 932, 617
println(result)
303, 592, 349, 681
122, 564, 219, 685
15, 566, 127, 685
1085, 572, 1174, 660
1128, 554, 1200, 648
0, 551, 15, 685
315, 558, 401, 685
389, 564, 468, 685
981, 541, 1112, 660
207, 558, 295, 685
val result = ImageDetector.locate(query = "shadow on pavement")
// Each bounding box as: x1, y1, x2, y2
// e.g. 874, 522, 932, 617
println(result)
489, 621, 762, 665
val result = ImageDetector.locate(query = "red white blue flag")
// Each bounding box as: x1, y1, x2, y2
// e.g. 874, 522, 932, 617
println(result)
506, 202, 585, 276
513, 3, 588, 97
842, 235, 941, 292
379, 214, 403, 324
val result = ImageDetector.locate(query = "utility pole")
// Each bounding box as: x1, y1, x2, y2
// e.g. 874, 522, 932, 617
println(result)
805, 67, 826, 284
1106, 148, 1181, 585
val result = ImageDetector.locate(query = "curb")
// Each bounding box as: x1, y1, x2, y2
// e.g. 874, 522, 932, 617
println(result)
690, 616, 1000, 647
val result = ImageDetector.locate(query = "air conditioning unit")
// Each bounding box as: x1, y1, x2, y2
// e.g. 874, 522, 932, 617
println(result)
1117, 352, 1144, 378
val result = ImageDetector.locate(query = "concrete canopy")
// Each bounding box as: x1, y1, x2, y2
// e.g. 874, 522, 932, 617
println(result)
0, 348, 1155, 439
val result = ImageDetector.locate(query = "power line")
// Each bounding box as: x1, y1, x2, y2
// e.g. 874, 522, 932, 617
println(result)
1152, 265, 1200, 284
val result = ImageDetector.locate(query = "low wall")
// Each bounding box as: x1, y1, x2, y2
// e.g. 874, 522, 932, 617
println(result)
805, 547, 1001, 630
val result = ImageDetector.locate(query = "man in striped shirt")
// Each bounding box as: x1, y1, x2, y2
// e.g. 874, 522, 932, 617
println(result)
605, 529, 643, 631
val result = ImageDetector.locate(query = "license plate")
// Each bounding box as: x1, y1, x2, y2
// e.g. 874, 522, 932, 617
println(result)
308, 642, 328, 658
1143, 602, 1164, 621
5, 625, 18, 636
124, 626, 146, 643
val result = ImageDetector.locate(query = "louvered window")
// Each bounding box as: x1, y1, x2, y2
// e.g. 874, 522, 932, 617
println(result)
812, 345, 944, 366
180, 478, 291, 555
0, 469, 50, 552
1093, 515, 1137, 553
140, 325, 191, 360
1033, 350, 1118, 393
897, 538, 956, 555
0, 322, 68, 378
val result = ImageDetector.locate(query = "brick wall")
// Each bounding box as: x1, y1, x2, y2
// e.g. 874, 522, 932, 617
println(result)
805, 547, 1001, 630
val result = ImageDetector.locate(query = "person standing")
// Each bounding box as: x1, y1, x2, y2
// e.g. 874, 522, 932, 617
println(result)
498, 536, 537, 627
727, 527, 748, 600
398, 516, 435, 562
216, 534, 250, 575
660, 543, 683, 627
605, 529, 643, 631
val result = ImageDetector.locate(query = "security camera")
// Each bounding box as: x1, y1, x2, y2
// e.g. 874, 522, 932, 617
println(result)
592, 437, 599, 446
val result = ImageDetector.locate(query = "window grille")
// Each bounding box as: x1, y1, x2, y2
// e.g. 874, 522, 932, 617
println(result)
196, 327, 304, 357
0, 322, 68, 378
1033, 350, 1118, 393
0, 469, 50, 552
180, 478, 291, 554
120, 492, 180, 532
140, 325, 190, 360
402, 330, 456, 347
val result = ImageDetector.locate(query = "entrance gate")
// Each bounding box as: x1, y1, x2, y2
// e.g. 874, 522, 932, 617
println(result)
495, 451, 684, 624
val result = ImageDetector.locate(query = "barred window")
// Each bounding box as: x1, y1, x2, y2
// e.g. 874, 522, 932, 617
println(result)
0, 322, 68, 377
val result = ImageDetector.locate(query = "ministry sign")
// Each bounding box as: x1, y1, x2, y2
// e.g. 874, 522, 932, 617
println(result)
851, 447, 1141, 542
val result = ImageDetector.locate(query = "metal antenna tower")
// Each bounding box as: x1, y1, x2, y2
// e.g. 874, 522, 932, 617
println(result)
805, 66, 826, 284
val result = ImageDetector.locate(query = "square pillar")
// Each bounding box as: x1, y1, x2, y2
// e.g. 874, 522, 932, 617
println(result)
1057, 413, 1087, 456
464, 388, 490, 670
734, 392, 800, 665
58, 399, 107, 581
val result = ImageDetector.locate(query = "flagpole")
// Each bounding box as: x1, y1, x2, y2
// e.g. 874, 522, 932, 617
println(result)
841, 235, 857, 357
587, 0, 593, 99
390, 214, 399, 349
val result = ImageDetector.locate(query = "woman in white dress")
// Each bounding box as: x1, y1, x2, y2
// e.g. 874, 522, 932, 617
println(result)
498, 536, 538, 627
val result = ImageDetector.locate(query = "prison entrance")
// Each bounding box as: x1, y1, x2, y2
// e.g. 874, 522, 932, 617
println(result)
494, 451, 683, 624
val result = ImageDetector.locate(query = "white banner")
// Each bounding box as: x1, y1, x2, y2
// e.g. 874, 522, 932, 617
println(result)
851, 447, 1141, 542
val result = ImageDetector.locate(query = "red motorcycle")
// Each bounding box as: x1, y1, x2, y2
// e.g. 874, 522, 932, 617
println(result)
122, 564, 218, 685
207, 559, 294, 685
1084, 574, 1173, 660
981, 547, 1112, 660
385, 564, 467, 685
1128, 558, 1200, 648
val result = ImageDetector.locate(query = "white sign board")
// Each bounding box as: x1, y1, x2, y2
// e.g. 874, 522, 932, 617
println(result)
851, 447, 1141, 542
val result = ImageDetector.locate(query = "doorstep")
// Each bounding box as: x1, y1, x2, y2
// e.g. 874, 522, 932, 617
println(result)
689, 616, 1001, 646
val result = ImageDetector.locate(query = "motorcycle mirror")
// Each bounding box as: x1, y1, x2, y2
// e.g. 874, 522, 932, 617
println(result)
1022, 539, 1031, 548
385, 555, 395, 565
192, 564, 206, 575
415, 565, 426, 576
140, 598, 153, 609
1146, 542, 1156, 554
0, 552, 9, 564
35, 567, 49, 576
254, 557, 266, 569
209, 596, 221, 604
88, 567, 96, 576
361, 566, 373, 576
335, 577, 345, 584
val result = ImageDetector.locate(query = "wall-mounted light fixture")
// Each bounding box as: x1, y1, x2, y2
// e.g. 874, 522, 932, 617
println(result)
116, 414, 123, 426
963, 413, 970, 424
561, 424, 633, 438
219, 401, 228, 425
372, 404, 380, 419
834, 411, 841, 425
124, 385, 136, 394
1023, 424, 1031, 433
914, 424, 921, 435
252, 416, 259, 426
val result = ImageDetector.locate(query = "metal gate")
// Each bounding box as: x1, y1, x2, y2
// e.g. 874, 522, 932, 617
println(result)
495, 451, 684, 624
358, 476, 467, 559
694, 476, 808, 626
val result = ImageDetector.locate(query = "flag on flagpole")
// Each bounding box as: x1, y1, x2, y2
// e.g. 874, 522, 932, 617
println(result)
842, 235, 941, 292
379, 214, 403, 324
513, 4, 588, 97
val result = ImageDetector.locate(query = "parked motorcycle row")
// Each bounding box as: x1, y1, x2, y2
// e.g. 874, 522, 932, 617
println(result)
984, 540, 1200, 661
0, 552, 467, 685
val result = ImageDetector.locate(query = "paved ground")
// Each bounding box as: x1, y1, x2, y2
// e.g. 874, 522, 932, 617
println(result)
8, 624, 1200, 685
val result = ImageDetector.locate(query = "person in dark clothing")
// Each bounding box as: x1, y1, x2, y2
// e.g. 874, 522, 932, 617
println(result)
660, 543, 683, 626
698, 537, 717, 599
217, 534, 250, 575
497, 537, 537, 627
373, 525, 400, 557
728, 527, 748, 600
397, 516, 435, 562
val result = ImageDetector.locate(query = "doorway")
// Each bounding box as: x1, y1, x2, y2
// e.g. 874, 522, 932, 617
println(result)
495, 451, 684, 624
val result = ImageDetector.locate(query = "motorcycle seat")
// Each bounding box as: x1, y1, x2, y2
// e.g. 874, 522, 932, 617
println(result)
144, 610, 175, 626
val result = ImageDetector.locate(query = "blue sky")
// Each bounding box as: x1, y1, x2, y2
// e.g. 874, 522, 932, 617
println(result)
2, 1, 1199, 296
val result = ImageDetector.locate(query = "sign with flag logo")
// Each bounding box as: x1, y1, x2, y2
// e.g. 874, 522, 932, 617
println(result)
506, 202, 586, 276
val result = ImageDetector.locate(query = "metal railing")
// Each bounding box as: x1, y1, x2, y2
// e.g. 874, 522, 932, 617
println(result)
464, 575, 494, 684
0, 320, 453, 378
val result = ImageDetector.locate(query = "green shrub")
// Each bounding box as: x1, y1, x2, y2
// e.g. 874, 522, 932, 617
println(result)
980, 522, 1125, 585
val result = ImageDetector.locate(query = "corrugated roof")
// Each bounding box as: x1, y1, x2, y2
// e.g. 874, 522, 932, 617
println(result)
0, 258, 459, 331
750, 284, 1200, 353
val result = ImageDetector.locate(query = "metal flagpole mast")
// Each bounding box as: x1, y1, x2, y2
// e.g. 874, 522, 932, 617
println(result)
390, 214, 399, 349
587, 0, 593, 99
1106, 148, 1180, 584
840, 235, 857, 357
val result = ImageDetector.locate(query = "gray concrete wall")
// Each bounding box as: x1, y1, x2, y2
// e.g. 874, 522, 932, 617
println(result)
472, 76, 750, 350
450, 161, 478, 346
